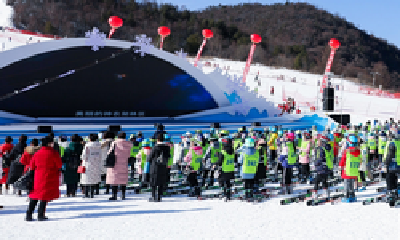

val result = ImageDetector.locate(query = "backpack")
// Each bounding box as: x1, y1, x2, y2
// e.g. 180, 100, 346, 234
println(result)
156, 151, 168, 165
2, 152, 13, 168
68, 151, 81, 169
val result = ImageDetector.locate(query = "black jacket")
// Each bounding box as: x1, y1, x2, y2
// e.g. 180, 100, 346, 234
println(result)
9, 141, 27, 161
152, 130, 167, 140
385, 141, 398, 172
147, 143, 171, 186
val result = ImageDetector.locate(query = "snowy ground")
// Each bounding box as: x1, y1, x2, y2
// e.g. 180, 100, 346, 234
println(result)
1, 181, 397, 239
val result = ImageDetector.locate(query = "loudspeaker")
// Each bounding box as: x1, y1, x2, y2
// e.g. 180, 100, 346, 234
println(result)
329, 114, 350, 126
323, 87, 334, 111
108, 125, 121, 132
252, 122, 261, 127
37, 126, 52, 134
211, 123, 221, 129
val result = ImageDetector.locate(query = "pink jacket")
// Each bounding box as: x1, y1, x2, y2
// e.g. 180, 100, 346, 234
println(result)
106, 139, 133, 185
136, 147, 151, 175
299, 140, 311, 164
184, 146, 203, 171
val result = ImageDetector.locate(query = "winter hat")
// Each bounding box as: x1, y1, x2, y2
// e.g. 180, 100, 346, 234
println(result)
245, 138, 255, 147
286, 133, 295, 141
141, 139, 151, 147
348, 135, 358, 147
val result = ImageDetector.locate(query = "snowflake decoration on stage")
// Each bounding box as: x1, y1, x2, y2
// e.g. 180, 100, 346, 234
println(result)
219, 70, 280, 117
134, 34, 154, 57
85, 27, 106, 51
175, 49, 187, 59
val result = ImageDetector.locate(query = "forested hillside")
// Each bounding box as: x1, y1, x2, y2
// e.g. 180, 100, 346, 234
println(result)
6, 0, 400, 90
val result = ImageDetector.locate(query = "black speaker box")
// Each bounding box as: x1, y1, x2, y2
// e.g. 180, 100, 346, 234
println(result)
252, 122, 261, 127
108, 125, 121, 132
323, 87, 335, 111
329, 114, 350, 126
37, 126, 52, 134
211, 123, 221, 129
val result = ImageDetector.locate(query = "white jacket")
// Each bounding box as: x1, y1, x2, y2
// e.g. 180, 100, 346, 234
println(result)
80, 141, 103, 185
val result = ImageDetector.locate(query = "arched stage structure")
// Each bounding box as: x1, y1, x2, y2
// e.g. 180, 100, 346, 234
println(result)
0, 35, 337, 131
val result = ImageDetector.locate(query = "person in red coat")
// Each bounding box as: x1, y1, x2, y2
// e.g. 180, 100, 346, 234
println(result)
0, 136, 14, 195
26, 136, 62, 221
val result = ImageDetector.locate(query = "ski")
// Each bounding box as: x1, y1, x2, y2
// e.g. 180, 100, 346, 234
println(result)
280, 190, 313, 205
306, 193, 345, 206
389, 199, 400, 207
362, 194, 387, 205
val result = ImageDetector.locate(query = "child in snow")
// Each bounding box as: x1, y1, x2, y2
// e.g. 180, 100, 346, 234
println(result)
237, 138, 259, 200
299, 132, 312, 184
312, 136, 331, 200
339, 135, 361, 202
358, 139, 369, 191
202, 138, 220, 187
184, 141, 203, 198
136, 139, 152, 193
217, 138, 237, 201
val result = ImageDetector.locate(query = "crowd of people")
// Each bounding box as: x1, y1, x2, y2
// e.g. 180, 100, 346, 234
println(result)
0, 119, 399, 221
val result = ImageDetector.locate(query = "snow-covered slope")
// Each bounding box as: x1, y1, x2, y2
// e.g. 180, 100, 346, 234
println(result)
189, 58, 400, 124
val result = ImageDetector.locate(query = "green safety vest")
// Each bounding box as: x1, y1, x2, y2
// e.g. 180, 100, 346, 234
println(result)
190, 149, 202, 171
221, 150, 235, 172
300, 141, 310, 157
263, 147, 268, 165
59, 146, 65, 158
378, 138, 387, 155
140, 149, 147, 170
384, 140, 400, 165
210, 146, 220, 164
368, 125, 371, 132
360, 143, 368, 160
368, 138, 377, 150
168, 146, 174, 167
395, 140, 400, 165
234, 139, 241, 150
297, 138, 302, 148
130, 144, 141, 158
243, 151, 259, 174
287, 142, 297, 165
346, 151, 360, 177
325, 147, 333, 170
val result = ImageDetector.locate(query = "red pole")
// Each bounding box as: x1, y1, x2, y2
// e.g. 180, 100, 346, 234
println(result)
160, 36, 165, 50
108, 28, 115, 39
242, 43, 256, 83
194, 38, 207, 67
320, 48, 337, 93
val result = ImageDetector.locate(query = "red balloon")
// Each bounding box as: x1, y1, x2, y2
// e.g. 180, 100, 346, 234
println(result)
330, 38, 340, 49
202, 29, 213, 39
158, 26, 171, 36
251, 34, 262, 43
109, 16, 123, 28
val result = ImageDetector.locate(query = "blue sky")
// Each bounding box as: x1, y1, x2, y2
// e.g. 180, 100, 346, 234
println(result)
162, 0, 399, 48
